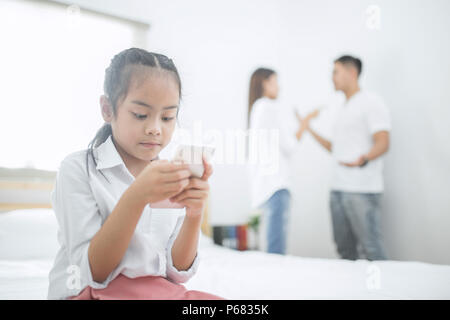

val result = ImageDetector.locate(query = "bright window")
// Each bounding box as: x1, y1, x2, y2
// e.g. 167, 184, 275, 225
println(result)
0, 0, 148, 170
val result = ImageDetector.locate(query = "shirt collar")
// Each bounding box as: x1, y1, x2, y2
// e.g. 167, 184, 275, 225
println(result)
345, 89, 363, 104
95, 135, 125, 170
95, 135, 160, 170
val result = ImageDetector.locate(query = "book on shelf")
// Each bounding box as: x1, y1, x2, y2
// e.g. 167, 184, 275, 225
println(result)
212, 224, 252, 251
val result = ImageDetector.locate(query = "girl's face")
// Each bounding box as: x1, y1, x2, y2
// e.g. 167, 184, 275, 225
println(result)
101, 69, 179, 169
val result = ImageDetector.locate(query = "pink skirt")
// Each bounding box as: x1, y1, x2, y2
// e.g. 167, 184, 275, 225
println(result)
68, 273, 225, 300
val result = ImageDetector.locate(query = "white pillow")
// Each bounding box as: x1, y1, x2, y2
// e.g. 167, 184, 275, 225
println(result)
0, 208, 59, 260
0, 208, 217, 260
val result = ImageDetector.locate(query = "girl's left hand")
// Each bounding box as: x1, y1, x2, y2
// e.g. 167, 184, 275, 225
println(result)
169, 155, 213, 220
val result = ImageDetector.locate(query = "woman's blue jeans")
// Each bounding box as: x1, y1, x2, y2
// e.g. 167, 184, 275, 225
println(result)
258, 188, 291, 254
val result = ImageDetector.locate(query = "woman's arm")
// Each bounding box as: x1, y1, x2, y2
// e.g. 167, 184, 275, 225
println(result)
295, 121, 308, 141
296, 109, 332, 152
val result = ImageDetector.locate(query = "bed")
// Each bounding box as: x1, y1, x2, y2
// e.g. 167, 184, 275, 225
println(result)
1, 208, 450, 300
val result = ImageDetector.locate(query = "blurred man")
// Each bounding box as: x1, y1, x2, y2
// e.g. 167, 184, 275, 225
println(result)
305, 55, 391, 260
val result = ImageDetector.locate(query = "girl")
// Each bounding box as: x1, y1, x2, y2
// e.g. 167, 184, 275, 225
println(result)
47, 48, 224, 300
248, 68, 314, 255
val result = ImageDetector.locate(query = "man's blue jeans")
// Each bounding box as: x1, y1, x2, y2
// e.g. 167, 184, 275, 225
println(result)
259, 189, 291, 254
330, 191, 387, 261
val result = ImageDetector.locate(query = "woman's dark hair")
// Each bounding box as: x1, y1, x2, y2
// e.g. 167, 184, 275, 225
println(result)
86, 48, 182, 182
248, 68, 276, 128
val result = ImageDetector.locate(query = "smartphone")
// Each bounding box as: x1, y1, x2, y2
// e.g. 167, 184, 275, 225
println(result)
149, 144, 215, 209
172, 144, 215, 178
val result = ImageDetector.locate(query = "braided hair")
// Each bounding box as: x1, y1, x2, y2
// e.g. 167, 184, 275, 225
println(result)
86, 48, 182, 182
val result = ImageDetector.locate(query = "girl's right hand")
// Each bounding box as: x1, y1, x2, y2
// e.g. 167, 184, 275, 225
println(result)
131, 160, 192, 205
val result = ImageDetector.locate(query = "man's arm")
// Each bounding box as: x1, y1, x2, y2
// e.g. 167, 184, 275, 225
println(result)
296, 110, 332, 152
365, 131, 390, 160
295, 122, 307, 141
340, 131, 390, 167
308, 127, 332, 152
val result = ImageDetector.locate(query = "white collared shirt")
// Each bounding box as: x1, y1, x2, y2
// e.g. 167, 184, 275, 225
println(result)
249, 97, 299, 208
330, 90, 391, 192
47, 135, 199, 300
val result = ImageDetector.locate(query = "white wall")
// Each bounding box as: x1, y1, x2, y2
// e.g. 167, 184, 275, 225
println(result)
52, 0, 450, 264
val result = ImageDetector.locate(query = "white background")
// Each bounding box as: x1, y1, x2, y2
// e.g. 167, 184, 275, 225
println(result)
2, 0, 449, 265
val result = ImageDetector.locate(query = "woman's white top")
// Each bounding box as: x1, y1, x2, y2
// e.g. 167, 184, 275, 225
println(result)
47, 135, 199, 300
248, 97, 299, 208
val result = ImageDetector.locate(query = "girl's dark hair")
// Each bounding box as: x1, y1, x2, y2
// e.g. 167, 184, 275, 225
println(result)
86, 48, 182, 182
248, 68, 276, 128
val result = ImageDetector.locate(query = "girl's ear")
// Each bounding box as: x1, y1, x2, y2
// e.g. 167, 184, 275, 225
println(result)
100, 95, 114, 123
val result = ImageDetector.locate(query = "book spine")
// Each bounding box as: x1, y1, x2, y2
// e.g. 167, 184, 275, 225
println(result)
239, 225, 248, 251
236, 225, 242, 250
212, 226, 223, 245
214, 225, 249, 250
228, 226, 237, 249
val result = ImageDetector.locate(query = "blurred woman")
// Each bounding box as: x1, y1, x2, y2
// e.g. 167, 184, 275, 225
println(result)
247, 68, 310, 254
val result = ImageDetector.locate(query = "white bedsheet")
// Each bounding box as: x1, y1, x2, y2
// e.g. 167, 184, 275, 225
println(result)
1, 235, 450, 300
0, 259, 53, 300
185, 237, 450, 299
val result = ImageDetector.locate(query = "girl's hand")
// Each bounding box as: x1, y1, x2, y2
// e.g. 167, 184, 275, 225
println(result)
169, 155, 213, 220
132, 160, 192, 205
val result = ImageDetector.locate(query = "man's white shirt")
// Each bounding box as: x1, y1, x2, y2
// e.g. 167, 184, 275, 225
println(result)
330, 90, 391, 193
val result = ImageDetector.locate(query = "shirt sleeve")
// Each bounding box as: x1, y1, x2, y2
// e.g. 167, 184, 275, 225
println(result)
251, 100, 298, 157
365, 95, 392, 134
52, 155, 115, 294
165, 212, 200, 284
276, 106, 299, 157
